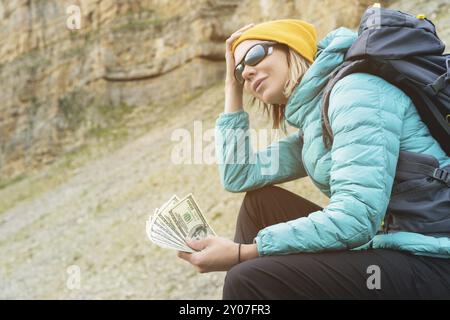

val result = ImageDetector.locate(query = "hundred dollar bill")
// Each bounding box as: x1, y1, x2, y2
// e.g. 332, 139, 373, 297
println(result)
151, 233, 194, 252
154, 195, 195, 244
159, 195, 180, 213
168, 193, 216, 240
152, 219, 187, 247
154, 208, 187, 244
147, 210, 194, 252
149, 196, 195, 251
147, 193, 217, 252
149, 201, 187, 247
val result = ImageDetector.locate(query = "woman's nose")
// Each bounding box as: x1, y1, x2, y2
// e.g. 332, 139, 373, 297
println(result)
241, 65, 256, 82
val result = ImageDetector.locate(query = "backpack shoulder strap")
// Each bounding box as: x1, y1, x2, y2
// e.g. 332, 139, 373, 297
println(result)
320, 59, 371, 148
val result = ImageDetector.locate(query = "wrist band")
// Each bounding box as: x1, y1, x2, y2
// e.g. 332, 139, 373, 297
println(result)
238, 243, 242, 264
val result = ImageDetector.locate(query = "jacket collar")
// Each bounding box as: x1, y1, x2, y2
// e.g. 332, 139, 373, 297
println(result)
284, 27, 357, 129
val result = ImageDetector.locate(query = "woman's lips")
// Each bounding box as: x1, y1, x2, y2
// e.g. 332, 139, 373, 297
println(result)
255, 79, 265, 92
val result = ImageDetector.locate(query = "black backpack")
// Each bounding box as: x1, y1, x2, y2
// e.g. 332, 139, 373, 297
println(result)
320, 6, 450, 155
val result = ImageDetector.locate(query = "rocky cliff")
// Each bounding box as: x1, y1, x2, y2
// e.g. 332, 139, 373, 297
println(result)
0, 0, 390, 181
1, 0, 449, 181
1, 0, 449, 300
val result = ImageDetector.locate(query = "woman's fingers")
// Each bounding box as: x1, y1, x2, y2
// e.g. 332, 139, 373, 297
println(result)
225, 32, 242, 50
235, 23, 255, 34
226, 23, 254, 49
224, 23, 254, 85
177, 251, 203, 272
177, 251, 192, 262
186, 236, 212, 251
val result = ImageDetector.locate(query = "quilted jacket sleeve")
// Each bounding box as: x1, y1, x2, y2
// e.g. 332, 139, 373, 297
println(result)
215, 109, 307, 193
255, 74, 407, 255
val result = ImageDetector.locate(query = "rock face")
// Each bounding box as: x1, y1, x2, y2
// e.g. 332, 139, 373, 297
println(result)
0, 0, 449, 300
1, 0, 448, 180
0, 0, 237, 178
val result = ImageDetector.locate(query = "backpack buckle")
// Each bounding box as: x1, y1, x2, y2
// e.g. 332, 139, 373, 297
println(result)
433, 168, 450, 186
416, 14, 426, 20
426, 58, 450, 95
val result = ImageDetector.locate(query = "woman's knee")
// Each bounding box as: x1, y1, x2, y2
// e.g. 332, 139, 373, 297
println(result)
245, 185, 279, 202
223, 260, 262, 300
241, 185, 279, 215
223, 254, 334, 300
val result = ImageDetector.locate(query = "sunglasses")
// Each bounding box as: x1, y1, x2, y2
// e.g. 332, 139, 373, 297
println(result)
234, 41, 278, 84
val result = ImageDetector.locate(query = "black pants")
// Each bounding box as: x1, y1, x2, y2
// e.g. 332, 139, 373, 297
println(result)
223, 185, 450, 299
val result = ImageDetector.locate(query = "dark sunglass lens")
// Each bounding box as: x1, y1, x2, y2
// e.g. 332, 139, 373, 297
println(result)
245, 45, 266, 66
234, 64, 244, 83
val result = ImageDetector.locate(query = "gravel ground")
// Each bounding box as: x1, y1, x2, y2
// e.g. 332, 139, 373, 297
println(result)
0, 83, 328, 299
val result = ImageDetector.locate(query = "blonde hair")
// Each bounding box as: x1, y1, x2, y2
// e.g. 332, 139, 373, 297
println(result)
250, 45, 311, 134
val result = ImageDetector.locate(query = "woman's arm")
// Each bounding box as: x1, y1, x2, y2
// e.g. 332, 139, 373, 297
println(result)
254, 74, 407, 255
223, 24, 254, 114
224, 81, 244, 113
215, 110, 307, 193
216, 23, 306, 192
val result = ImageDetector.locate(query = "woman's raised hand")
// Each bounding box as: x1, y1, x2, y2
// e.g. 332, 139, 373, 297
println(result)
224, 23, 254, 113
225, 23, 254, 86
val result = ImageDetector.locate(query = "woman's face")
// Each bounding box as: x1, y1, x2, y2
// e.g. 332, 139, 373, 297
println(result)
233, 39, 289, 105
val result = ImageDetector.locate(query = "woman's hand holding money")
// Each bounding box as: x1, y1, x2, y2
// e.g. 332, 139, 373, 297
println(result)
177, 236, 259, 273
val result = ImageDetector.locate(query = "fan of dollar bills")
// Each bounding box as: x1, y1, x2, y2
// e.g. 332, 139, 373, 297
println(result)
146, 194, 216, 252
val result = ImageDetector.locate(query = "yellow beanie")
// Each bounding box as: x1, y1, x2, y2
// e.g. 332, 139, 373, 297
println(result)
231, 19, 317, 63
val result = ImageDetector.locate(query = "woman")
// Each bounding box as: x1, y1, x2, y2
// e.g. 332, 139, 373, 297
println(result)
178, 20, 450, 299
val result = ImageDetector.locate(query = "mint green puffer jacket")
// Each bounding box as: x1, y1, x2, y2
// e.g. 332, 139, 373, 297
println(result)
215, 27, 450, 258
